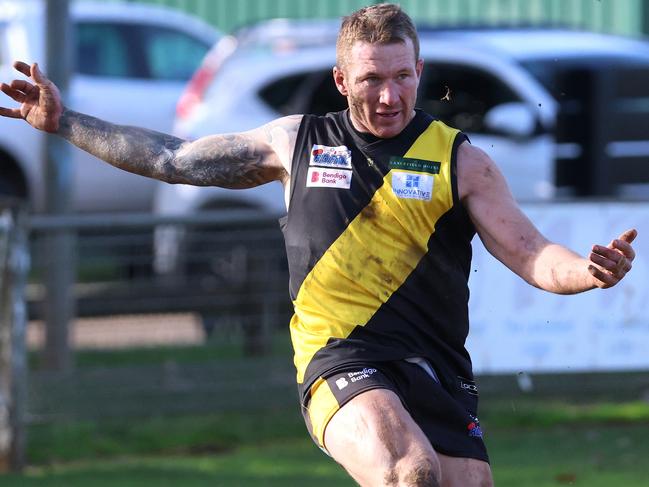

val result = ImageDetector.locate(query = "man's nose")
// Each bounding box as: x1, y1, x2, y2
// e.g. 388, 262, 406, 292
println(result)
379, 81, 398, 106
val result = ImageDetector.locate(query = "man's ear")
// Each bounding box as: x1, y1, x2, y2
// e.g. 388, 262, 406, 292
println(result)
333, 66, 349, 96
415, 58, 424, 80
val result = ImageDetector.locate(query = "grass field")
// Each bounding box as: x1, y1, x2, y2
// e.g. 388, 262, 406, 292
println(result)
5, 336, 649, 486
0, 399, 647, 486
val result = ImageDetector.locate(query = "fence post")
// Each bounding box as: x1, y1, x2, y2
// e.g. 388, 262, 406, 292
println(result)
42, 0, 74, 371
0, 202, 29, 472
242, 247, 268, 356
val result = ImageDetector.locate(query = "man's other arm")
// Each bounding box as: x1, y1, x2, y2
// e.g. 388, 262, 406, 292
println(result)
457, 142, 637, 293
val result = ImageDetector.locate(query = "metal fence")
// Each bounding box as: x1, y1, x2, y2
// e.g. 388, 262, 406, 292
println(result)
28, 210, 291, 345
24, 210, 295, 422
108, 0, 649, 36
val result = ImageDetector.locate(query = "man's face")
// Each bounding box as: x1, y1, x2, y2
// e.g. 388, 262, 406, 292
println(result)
334, 38, 423, 139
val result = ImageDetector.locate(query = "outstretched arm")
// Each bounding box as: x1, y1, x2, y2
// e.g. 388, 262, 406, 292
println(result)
56, 109, 301, 188
0, 61, 302, 188
458, 142, 637, 293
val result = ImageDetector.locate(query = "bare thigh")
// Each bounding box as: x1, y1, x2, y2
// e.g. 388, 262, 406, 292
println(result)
324, 388, 441, 486
323, 388, 493, 487
438, 453, 493, 487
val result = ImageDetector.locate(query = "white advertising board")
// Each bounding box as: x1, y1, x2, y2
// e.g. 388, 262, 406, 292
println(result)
466, 202, 649, 374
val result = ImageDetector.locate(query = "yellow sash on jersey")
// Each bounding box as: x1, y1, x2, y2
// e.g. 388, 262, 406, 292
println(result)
290, 121, 459, 383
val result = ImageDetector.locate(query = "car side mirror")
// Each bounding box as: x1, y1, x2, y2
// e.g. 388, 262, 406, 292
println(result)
484, 102, 537, 138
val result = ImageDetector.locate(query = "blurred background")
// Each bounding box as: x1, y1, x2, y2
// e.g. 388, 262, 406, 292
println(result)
0, 0, 648, 485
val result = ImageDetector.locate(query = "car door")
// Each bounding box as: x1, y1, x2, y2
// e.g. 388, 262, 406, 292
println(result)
68, 21, 212, 212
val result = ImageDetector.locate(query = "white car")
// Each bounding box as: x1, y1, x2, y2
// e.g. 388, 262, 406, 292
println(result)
0, 0, 220, 212
153, 23, 649, 275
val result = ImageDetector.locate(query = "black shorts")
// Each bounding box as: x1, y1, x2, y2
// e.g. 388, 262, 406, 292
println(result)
300, 359, 489, 463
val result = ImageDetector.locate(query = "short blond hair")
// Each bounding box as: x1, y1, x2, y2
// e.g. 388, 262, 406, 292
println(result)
336, 3, 420, 68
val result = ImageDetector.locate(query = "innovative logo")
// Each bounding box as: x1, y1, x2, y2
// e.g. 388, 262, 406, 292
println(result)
309, 144, 353, 169
392, 171, 433, 201
405, 174, 420, 188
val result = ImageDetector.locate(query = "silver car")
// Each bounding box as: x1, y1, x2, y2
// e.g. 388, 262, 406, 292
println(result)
0, 0, 220, 212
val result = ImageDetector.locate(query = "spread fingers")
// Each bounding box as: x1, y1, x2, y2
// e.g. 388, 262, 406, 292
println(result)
0, 106, 22, 118
589, 250, 631, 273
0, 83, 27, 103
12, 61, 32, 77
588, 265, 618, 287
612, 238, 636, 261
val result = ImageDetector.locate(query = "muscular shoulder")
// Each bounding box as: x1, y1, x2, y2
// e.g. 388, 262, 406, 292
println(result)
456, 140, 509, 203
261, 114, 304, 138
253, 115, 304, 182
240, 115, 303, 182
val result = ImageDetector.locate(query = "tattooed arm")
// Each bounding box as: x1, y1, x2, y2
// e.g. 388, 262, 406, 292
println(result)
57, 109, 302, 188
1, 61, 301, 187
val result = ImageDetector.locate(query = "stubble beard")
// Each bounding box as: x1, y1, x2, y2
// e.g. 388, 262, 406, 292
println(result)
347, 91, 413, 139
348, 92, 369, 134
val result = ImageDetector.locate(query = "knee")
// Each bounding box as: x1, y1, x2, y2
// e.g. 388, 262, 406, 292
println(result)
474, 464, 494, 487
384, 452, 442, 487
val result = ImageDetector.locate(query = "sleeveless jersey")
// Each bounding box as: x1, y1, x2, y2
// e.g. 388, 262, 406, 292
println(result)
281, 109, 476, 399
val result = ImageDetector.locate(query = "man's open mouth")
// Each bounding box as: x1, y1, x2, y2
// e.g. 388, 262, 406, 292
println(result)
377, 111, 399, 118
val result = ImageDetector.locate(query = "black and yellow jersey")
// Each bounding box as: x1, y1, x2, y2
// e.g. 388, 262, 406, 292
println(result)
281, 109, 476, 400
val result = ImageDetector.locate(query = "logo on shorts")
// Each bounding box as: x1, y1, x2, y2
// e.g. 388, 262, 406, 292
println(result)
335, 377, 349, 390
347, 367, 377, 383
458, 376, 479, 396
467, 414, 483, 438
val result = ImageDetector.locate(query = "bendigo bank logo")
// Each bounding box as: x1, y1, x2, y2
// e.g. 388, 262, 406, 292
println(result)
306, 167, 352, 189
333, 368, 377, 391
335, 377, 349, 390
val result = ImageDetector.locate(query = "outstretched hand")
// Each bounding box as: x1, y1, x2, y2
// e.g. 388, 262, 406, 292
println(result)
588, 228, 637, 289
0, 61, 63, 133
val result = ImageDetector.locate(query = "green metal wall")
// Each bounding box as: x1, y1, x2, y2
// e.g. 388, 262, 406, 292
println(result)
109, 0, 647, 37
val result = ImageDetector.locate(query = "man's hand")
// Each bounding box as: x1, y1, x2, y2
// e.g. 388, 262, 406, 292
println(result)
0, 61, 63, 133
588, 228, 637, 289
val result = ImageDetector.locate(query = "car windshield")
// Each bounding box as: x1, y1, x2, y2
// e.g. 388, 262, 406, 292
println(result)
76, 22, 211, 80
